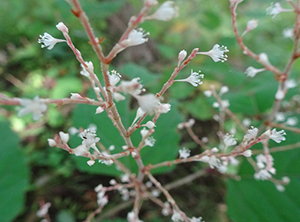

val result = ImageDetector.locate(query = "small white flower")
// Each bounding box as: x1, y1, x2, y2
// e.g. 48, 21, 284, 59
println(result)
47, 139, 57, 147
285, 79, 297, 89
223, 134, 237, 148
242, 150, 252, 157
149, 1, 179, 21
37, 202, 51, 218
140, 127, 149, 138
242, 118, 251, 127
59, 131, 70, 143
113, 92, 126, 102
190, 217, 203, 222
144, 121, 156, 129
220, 86, 229, 95
70, 93, 83, 100
127, 211, 143, 222
18, 96, 47, 121
178, 50, 187, 66
254, 169, 272, 180
212, 147, 219, 153
285, 117, 298, 126
175, 70, 204, 87
197, 44, 229, 62
245, 67, 265, 78
282, 176, 290, 184
283, 28, 294, 39
80, 129, 100, 151
118, 77, 143, 95
242, 19, 258, 37
109, 70, 121, 86
199, 155, 220, 169
80, 61, 94, 78
171, 210, 183, 222
87, 160, 95, 166
243, 127, 258, 142
259, 53, 270, 66
145, 136, 156, 147
136, 94, 160, 114
275, 87, 285, 100
275, 112, 285, 122
56, 22, 68, 33
95, 106, 104, 114
121, 174, 130, 183
179, 148, 191, 159
132, 107, 146, 125
120, 29, 148, 47
269, 129, 286, 143
204, 90, 212, 97
266, 2, 293, 18
38, 33, 65, 50
155, 103, 171, 114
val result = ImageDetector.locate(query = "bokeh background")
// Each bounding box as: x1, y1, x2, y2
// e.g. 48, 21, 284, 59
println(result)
1, 0, 300, 221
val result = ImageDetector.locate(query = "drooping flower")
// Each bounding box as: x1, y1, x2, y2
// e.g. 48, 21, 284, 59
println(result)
197, 44, 229, 62
148, 1, 179, 21
18, 96, 47, 121
245, 66, 265, 77
120, 29, 148, 47
266, 2, 293, 18
175, 70, 204, 87
38, 33, 65, 50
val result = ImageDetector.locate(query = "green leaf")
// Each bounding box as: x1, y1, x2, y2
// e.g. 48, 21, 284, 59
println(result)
227, 130, 300, 222
0, 122, 29, 222
182, 96, 213, 120
50, 77, 82, 98
71, 91, 183, 176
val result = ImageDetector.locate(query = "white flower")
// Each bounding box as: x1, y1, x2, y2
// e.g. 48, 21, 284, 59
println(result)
171, 210, 183, 222
140, 127, 149, 138
254, 169, 272, 180
243, 127, 258, 142
197, 44, 229, 62
285, 117, 298, 126
121, 174, 130, 183
269, 129, 286, 143
275, 87, 285, 100
199, 155, 220, 169
204, 90, 212, 97
80, 129, 100, 151
223, 134, 237, 148
275, 112, 285, 122
178, 50, 187, 66
113, 92, 126, 102
175, 70, 204, 87
245, 67, 265, 77
242, 19, 258, 37
70, 93, 83, 100
155, 103, 171, 114
18, 96, 47, 120
56, 22, 68, 33
145, 0, 158, 6
259, 53, 270, 66
220, 86, 229, 95
144, 121, 156, 129
283, 28, 294, 39
47, 139, 57, 147
59, 131, 70, 143
87, 160, 95, 166
109, 70, 121, 86
80, 61, 94, 78
136, 94, 160, 114
127, 211, 143, 222
118, 77, 143, 95
191, 217, 203, 222
285, 79, 297, 89
149, 1, 179, 21
120, 29, 148, 47
132, 107, 146, 125
38, 32, 65, 50
242, 150, 252, 157
266, 2, 293, 18
95, 106, 104, 114
179, 148, 191, 159
145, 136, 156, 147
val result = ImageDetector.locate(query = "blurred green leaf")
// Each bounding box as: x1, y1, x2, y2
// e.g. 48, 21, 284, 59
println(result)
50, 77, 82, 98
0, 122, 29, 222
56, 210, 76, 222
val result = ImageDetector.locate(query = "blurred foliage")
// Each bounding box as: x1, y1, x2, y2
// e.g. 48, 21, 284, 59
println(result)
0, 0, 300, 221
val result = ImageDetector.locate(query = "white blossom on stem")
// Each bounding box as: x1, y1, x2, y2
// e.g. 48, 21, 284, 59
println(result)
56, 22, 69, 33
197, 44, 229, 62
18, 96, 47, 121
118, 77, 143, 95
120, 29, 148, 48
245, 67, 265, 78
37, 202, 51, 218
175, 70, 204, 87
109, 70, 121, 86
242, 150, 252, 157
285, 79, 297, 89
258, 53, 270, 66
178, 50, 187, 66
59, 131, 70, 143
266, 2, 293, 18
243, 127, 258, 142
38, 33, 65, 50
80, 61, 94, 78
283, 28, 294, 39
47, 139, 57, 147
223, 134, 237, 149
132, 107, 146, 125
242, 19, 258, 37
179, 147, 191, 159
263, 129, 286, 143
285, 117, 298, 126
147, 1, 179, 21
